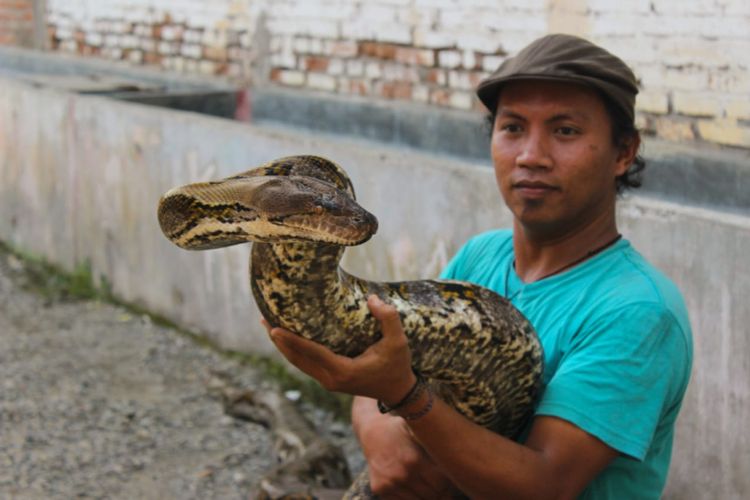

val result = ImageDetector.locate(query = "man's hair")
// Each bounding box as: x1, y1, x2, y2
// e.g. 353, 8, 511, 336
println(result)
601, 94, 645, 193
485, 91, 645, 194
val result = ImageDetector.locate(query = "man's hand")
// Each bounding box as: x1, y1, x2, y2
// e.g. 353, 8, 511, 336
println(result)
261, 294, 416, 405
263, 295, 461, 498
352, 396, 460, 500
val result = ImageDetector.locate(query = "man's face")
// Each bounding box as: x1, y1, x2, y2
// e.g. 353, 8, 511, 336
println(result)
491, 80, 633, 238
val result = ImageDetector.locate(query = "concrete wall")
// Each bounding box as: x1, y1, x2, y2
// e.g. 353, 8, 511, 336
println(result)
1, 76, 748, 498
39, 0, 750, 149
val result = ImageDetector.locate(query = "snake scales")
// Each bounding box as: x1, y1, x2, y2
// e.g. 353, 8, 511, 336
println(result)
158, 155, 544, 499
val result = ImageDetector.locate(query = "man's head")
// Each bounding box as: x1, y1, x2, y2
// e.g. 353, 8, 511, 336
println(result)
478, 34, 644, 194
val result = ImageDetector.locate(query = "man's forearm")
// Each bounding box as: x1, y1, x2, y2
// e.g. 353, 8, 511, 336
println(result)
403, 397, 554, 499
403, 392, 617, 500
353, 392, 555, 499
351, 395, 380, 441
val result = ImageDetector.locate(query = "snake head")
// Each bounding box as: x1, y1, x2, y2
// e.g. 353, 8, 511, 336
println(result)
158, 174, 378, 250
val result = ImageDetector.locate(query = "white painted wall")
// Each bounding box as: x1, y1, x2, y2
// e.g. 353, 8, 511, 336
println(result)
45, 0, 750, 147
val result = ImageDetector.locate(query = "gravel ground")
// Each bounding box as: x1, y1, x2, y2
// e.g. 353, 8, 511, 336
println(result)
0, 249, 363, 499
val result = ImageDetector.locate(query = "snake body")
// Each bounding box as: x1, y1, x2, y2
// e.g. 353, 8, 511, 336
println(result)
158, 155, 544, 498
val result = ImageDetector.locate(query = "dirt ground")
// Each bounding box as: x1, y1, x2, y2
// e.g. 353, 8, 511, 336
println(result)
0, 248, 362, 499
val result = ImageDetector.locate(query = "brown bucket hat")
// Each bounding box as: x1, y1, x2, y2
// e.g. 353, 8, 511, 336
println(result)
477, 34, 639, 122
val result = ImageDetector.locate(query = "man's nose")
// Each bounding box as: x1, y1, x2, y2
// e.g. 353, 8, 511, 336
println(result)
515, 131, 553, 169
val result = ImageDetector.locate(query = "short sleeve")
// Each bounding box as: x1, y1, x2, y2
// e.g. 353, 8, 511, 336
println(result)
535, 302, 690, 460
439, 239, 473, 280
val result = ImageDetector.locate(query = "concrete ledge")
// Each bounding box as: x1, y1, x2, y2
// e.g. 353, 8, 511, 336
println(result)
116, 90, 241, 119
4, 47, 748, 215
0, 46, 234, 90
640, 140, 750, 215
251, 86, 750, 215
251, 86, 492, 161
0, 46, 241, 119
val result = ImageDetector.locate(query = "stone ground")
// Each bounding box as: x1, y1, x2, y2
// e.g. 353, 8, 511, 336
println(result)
0, 248, 363, 499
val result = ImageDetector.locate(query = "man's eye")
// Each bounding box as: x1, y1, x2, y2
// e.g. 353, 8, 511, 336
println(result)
500, 123, 522, 133
557, 126, 579, 136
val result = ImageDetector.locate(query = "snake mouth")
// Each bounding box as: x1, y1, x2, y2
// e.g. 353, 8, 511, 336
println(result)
275, 210, 378, 246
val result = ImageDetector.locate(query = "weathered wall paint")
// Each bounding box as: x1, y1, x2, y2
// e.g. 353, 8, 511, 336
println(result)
1, 77, 748, 498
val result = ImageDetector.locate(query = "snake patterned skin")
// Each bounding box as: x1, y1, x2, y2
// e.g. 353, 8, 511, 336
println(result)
158, 155, 544, 499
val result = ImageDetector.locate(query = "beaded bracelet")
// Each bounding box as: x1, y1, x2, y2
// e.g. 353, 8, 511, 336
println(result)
377, 374, 425, 414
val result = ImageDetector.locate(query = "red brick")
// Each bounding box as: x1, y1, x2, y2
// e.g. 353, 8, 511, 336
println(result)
203, 45, 228, 61
304, 55, 329, 72
359, 41, 377, 57
395, 47, 434, 66
375, 43, 397, 60
359, 41, 398, 60
348, 79, 370, 96
0, 9, 31, 21
0, 10, 30, 21
430, 88, 451, 106
424, 68, 445, 85
0, 1, 32, 9
144, 51, 162, 65
215, 61, 229, 75
380, 81, 412, 100
84, 45, 102, 57
394, 47, 417, 64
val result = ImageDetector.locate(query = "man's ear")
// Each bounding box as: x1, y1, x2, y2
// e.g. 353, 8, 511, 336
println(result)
614, 132, 641, 177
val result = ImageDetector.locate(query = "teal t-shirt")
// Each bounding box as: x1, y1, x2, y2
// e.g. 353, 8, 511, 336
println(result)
440, 229, 692, 499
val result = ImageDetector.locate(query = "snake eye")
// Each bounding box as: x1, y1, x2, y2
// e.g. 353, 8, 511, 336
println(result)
313, 196, 342, 215
317, 196, 338, 211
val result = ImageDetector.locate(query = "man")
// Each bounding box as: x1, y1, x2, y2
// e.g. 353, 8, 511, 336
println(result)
266, 34, 693, 499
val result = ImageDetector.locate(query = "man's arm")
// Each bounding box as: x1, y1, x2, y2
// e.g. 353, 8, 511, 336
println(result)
352, 394, 617, 499
266, 296, 618, 499
351, 395, 462, 499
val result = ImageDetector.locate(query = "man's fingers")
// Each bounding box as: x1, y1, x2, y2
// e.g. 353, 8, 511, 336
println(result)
367, 295, 404, 341
268, 327, 353, 390
270, 328, 333, 363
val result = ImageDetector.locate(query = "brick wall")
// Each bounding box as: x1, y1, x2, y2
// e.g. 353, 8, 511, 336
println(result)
0, 0, 34, 46
42, 0, 750, 149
